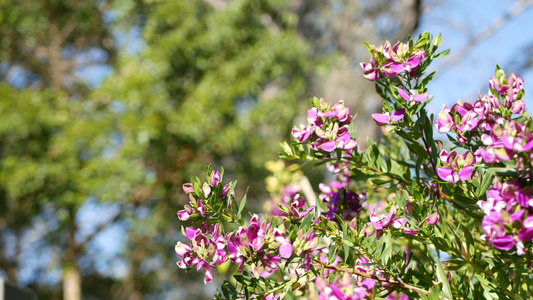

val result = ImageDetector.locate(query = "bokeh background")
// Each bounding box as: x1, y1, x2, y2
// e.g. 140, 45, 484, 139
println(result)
1, 0, 533, 299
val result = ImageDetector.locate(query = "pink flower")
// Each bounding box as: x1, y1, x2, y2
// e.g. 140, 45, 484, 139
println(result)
182, 183, 195, 194
177, 206, 191, 221
220, 183, 230, 198
435, 105, 453, 133
210, 170, 221, 187
418, 212, 440, 227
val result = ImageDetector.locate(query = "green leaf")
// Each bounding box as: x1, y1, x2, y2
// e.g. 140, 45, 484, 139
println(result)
477, 168, 494, 198
237, 188, 248, 218
363, 42, 374, 55
343, 243, 350, 262
300, 212, 313, 231
435, 256, 453, 299
433, 49, 450, 59
475, 275, 499, 300
280, 141, 294, 157
428, 285, 441, 300
206, 164, 212, 180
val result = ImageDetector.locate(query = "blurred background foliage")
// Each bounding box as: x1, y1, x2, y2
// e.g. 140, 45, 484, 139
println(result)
1, 0, 530, 299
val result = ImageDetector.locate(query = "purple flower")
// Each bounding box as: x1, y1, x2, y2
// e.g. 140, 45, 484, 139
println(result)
386, 292, 410, 300
220, 183, 230, 198
175, 224, 227, 284
361, 58, 380, 81
372, 109, 405, 126
316, 124, 357, 152
177, 205, 192, 221
364, 208, 396, 239
397, 87, 429, 102
292, 124, 313, 142
288, 194, 315, 219
437, 150, 475, 183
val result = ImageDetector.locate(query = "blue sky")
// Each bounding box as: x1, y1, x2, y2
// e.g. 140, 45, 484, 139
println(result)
418, 0, 533, 114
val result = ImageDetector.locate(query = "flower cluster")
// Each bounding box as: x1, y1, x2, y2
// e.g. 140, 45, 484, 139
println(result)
362, 206, 430, 239
435, 69, 527, 150
264, 183, 301, 216
177, 170, 231, 221
435, 69, 533, 254
478, 120, 533, 163
360, 41, 426, 81
362, 39, 431, 127
319, 163, 364, 220
227, 215, 293, 277
176, 33, 533, 299
477, 178, 533, 254
292, 98, 357, 154
175, 224, 226, 283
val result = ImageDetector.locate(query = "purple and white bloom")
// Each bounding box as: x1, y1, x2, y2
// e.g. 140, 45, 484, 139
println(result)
220, 183, 230, 198
288, 194, 315, 219
175, 224, 227, 284
177, 194, 206, 220
361, 58, 380, 81
177, 205, 192, 221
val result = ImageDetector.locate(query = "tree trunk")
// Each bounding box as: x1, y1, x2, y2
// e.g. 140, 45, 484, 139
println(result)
63, 265, 81, 300
63, 207, 81, 300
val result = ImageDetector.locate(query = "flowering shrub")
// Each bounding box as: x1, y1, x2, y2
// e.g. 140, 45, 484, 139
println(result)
175, 32, 533, 299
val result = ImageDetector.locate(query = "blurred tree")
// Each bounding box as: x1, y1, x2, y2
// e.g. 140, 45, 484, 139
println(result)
98, 0, 314, 298
0, 0, 425, 299
0, 1, 123, 300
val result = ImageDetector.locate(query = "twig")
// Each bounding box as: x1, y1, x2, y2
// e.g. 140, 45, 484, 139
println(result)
315, 260, 431, 295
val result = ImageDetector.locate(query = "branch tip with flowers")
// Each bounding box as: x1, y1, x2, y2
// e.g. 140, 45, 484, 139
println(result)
175, 32, 533, 299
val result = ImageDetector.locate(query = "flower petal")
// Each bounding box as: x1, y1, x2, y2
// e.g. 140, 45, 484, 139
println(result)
372, 113, 390, 126
279, 243, 293, 259
397, 88, 410, 101
458, 166, 473, 181
391, 109, 405, 122
320, 141, 337, 152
